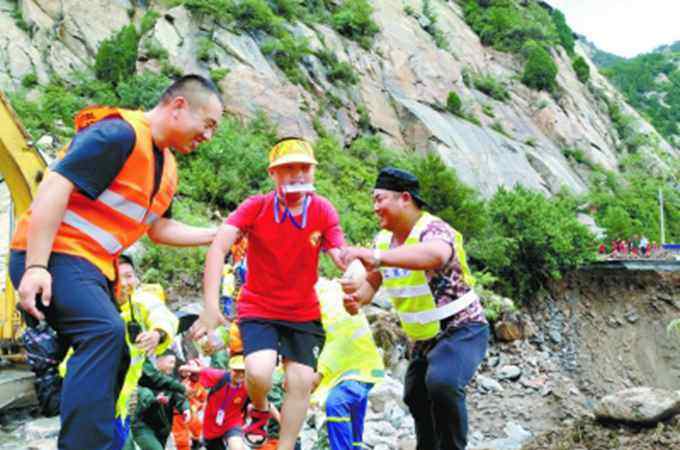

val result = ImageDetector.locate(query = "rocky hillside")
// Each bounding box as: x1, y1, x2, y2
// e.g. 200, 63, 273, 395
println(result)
0, 0, 676, 198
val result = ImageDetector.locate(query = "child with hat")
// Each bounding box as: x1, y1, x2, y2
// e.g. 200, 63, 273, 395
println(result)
192, 138, 347, 448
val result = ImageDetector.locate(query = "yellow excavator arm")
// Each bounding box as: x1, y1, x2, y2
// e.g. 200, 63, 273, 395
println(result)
0, 90, 47, 342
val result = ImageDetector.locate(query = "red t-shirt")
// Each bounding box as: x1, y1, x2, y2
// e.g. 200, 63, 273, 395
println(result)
200, 368, 249, 439
226, 192, 345, 321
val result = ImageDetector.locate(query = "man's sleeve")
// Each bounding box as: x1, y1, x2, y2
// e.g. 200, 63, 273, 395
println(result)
320, 199, 346, 250
225, 195, 264, 232
53, 118, 136, 200
139, 359, 186, 394
198, 368, 227, 388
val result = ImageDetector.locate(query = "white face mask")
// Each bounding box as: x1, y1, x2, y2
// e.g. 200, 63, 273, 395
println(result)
281, 183, 315, 194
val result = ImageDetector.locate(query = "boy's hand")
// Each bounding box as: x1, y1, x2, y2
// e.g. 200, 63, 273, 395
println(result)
190, 307, 226, 340
156, 393, 169, 405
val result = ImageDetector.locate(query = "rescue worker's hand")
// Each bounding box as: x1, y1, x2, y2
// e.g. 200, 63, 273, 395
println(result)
343, 293, 361, 315
183, 409, 191, 423
342, 247, 378, 271
135, 330, 161, 355
17, 267, 52, 321
190, 307, 227, 341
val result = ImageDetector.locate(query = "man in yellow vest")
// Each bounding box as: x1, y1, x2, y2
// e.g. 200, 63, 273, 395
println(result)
8, 75, 223, 450
312, 279, 384, 450
341, 167, 489, 450
115, 253, 179, 449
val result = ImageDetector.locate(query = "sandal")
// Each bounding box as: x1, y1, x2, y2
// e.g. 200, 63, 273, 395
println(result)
243, 405, 272, 448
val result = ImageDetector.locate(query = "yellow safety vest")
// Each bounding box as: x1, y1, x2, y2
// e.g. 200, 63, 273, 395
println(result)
376, 212, 477, 341
221, 264, 235, 297
59, 284, 178, 420
312, 279, 384, 407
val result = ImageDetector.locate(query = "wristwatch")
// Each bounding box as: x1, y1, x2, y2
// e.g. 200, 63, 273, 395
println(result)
372, 248, 382, 268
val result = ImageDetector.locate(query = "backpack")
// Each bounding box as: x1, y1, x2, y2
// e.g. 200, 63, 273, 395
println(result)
20, 322, 67, 416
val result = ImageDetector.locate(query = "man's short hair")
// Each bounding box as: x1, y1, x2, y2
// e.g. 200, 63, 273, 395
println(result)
158, 74, 223, 108
118, 253, 135, 270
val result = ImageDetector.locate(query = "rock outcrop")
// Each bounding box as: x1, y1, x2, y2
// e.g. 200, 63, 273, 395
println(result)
0, 0, 677, 196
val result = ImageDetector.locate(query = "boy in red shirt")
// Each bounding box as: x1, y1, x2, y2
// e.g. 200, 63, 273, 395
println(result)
192, 138, 346, 449
180, 355, 250, 450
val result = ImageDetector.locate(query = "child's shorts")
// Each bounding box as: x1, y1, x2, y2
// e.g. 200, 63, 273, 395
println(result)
239, 319, 325, 369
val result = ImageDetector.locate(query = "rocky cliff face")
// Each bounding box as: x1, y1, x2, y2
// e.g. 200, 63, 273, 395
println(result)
1, 0, 676, 197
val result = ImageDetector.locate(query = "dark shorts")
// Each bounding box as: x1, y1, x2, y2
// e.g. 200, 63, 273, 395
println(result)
205, 427, 243, 450
239, 319, 325, 369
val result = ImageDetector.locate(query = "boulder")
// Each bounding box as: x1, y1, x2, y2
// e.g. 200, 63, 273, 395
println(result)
594, 387, 680, 424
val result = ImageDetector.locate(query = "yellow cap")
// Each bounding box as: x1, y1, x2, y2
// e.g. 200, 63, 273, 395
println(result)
268, 138, 318, 169
229, 354, 245, 371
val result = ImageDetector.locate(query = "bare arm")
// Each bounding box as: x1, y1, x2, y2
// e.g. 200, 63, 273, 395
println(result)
346, 241, 452, 272
18, 172, 74, 320
147, 218, 217, 247
190, 223, 241, 339
326, 247, 347, 271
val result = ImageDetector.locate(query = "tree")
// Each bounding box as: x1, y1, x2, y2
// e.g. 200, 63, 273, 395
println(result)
521, 40, 558, 91
572, 55, 590, 83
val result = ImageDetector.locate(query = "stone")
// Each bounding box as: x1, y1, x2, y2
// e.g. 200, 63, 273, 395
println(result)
36, 135, 54, 148
496, 365, 522, 381
548, 329, 562, 345
23, 417, 60, 439
494, 319, 523, 342
26, 440, 57, 450
369, 376, 406, 413
477, 374, 503, 393
624, 311, 640, 324
594, 387, 680, 424
363, 421, 398, 448
398, 436, 417, 450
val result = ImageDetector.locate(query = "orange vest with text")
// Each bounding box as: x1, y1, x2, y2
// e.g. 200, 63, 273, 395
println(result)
11, 106, 178, 280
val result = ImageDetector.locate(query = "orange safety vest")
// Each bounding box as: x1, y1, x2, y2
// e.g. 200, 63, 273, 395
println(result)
11, 106, 178, 280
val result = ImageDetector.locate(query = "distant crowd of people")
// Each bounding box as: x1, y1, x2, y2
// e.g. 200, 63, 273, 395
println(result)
598, 234, 660, 258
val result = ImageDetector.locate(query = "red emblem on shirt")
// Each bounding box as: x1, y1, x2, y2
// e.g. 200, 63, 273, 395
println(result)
309, 231, 321, 247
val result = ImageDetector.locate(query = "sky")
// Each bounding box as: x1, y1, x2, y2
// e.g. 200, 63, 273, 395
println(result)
545, 0, 680, 58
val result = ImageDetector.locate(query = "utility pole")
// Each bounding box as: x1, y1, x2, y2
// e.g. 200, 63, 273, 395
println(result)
659, 187, 665, 245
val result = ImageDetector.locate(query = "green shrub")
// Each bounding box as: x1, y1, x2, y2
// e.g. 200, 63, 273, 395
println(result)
21, 73, 39, 88
446, 91, 463, 115
143, 39, 169, 60
210, 68, 230, 85
270, 0, 304, 20
472, 72, 510, 102
140, 10, 161, 35
316, 50, 358, 85
95, 25, 140, 85
521, 41, 558, 91
422, 0, 448, 50
180, 0, 234, 21
551, 9, 574, 54
463, 0, 560, 54
491, 121, 509, 137
572, 55, 590, 83
230, 0, 285, 36
468, 187, 596, 300
261, 33, 311, 85
482, 104, 495, 117
197, 36, 215, 62
411, 154, 487, 241
115, 71, 173, 109
330, 0, 380, 49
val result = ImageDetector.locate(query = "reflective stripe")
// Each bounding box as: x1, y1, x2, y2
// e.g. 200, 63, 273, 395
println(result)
63, 210, 123, 254
384, 284, 432, 298
351, 325, 371, 341
326, 416, 351, 423
144, 212, 159, 224
99, 189, 148, 222
398, 290, 479, 325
